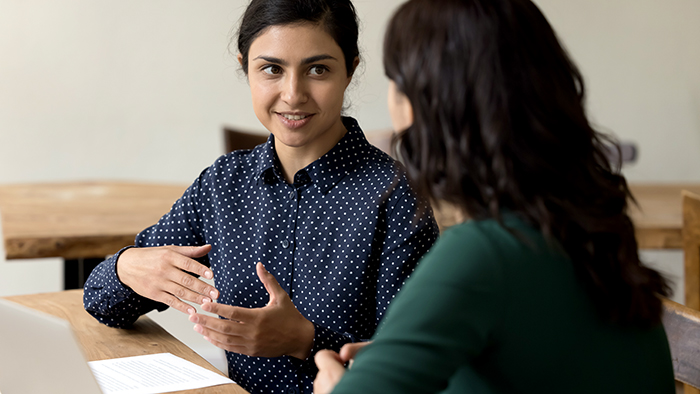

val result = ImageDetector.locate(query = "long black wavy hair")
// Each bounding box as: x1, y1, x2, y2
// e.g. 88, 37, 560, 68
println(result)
384, 0, 669, 326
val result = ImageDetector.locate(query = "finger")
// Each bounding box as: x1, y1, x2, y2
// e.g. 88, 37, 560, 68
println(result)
315, 349, 344, 369
168, 245, 215, 281
314, 350, 347, 394
162, 250, 219, 301
169, 268, 219, 302
339, 341, 371, 363
171, 244, 212, 259
197, 329, 249, 353
256, 262, 287, 303
159, 279, 215, 309
191, 318, 253, 354
189, 312, 246, 336
201, 301, 257, 323
157, 292, 199, 315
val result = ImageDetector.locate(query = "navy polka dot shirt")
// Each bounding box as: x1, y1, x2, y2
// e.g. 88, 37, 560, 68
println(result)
84, 117, 439, 394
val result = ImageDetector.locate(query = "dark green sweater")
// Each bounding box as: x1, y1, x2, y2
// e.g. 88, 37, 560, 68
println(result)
331, 215, 674, 393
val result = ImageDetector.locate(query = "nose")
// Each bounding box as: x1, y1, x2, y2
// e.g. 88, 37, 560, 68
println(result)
281, 73, 308, 106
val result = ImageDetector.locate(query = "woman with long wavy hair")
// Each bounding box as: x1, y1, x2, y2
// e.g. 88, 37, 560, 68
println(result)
313, 0, 675, 392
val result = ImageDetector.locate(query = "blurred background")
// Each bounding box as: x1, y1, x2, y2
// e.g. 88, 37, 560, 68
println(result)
0, 0, 698, 373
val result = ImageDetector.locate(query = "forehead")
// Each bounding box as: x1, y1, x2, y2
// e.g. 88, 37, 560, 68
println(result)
249, 23, 344, 61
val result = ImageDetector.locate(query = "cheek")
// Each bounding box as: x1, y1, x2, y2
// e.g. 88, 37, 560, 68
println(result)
317, 80, 347, 110
249, 80, 276, 114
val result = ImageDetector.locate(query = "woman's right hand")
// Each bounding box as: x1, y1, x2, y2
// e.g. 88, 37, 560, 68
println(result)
314, 342, 373, 394
116, 245, 219, 315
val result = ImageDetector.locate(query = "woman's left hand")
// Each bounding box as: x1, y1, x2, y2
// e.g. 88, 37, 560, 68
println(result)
189, 262, 315, 359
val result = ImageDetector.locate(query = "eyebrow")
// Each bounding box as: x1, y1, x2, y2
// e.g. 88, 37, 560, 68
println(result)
252, 54, 338, 66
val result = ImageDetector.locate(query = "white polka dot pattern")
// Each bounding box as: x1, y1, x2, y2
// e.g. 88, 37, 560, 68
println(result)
83, 117, 439, 394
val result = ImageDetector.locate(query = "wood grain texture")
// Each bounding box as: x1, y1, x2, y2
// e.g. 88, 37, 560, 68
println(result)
2, 182, 699, 260
431, 184, 700, 250
684, 191, 700, 312
3, 290, 248, 394
629, 184, 700, 249
0, 181, 188, 259
663, 298, 700, 393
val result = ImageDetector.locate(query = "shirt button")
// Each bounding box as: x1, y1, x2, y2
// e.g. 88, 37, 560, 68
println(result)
289, 190, 295, 199
286, 388, 299, 394
281, 239, 290, 249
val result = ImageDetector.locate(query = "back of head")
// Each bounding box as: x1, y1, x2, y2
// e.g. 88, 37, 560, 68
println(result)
384, 0, 668, 326
237, 0, 360, 76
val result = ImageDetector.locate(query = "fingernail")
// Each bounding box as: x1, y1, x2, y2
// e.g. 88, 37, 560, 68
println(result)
202, 297, 212, 304
210, 290, 218, 300
187, 307, 195, 315
205, 270, 213, 279
194, 324, 203, 334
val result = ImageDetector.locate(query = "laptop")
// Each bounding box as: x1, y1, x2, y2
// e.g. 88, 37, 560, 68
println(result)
0, 298, 103, 394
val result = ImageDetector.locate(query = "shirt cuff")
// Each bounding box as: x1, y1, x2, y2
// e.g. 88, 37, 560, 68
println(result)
83, 246, 167, 317
297, 323, 357, 374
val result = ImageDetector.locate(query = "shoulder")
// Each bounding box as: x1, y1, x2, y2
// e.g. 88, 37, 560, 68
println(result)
430, 220, 505, 264
197, 147, 262, 188
355, 145, 404, 185
424, 215, 559, 284
417, 219, 524, 284
340, 118, 413, 195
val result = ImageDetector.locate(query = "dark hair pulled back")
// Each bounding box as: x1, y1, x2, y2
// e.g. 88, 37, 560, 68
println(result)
384, 0, 669, 326
237, 0, 360, 76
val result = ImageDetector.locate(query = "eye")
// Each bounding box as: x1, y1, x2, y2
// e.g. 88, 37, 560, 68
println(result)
309, 65, 328, 76
262, 65, 282, 75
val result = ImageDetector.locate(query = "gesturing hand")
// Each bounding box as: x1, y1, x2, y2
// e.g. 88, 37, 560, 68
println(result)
116, 245, 219, 315
313, 350, 346, 394
189, 262, 315, 359
313, 342, 372, 394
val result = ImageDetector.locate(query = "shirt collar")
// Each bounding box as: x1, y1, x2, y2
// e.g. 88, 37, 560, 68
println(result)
254, 134, 279, 184
254, 117, 370, 192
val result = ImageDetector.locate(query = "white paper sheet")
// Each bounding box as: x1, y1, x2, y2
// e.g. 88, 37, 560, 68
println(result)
88, 352, 235, 394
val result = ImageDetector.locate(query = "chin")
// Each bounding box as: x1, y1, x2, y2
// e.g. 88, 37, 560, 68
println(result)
274, 134, 312, 149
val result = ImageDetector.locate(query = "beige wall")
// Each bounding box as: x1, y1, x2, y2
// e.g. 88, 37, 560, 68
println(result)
0, 0, 399, 185
1, 0, 698, 185
0, 1, 696, 296
534, 0, 700, 182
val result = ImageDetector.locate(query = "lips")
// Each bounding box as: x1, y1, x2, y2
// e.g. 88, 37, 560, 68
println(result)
276, 112, 314, 129
280, 113, 309, 121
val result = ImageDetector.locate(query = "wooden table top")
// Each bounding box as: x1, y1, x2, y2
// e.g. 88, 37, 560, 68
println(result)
0, 181, 697, 259
0, 181, 188, 259
434, 183, 700, 250
628, 183, 700, 249
2, 290, 248, 394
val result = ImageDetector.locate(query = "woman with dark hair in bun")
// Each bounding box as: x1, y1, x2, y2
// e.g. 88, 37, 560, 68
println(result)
314, 0, 674, 392
83, 1, 438, 393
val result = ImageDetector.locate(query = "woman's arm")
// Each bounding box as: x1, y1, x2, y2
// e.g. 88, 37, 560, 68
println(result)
83, 170, 214, 327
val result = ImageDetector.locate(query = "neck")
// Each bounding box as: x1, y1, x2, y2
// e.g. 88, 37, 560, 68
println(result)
275, 122, 347, 184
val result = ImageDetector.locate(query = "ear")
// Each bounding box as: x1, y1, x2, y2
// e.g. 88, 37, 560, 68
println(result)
237, 53, 244, 67
352, 56, 360, 74
402, 94, 414, 128
405, 98, 414, 126
388, 80, 415, 132
346, 56, 360, 84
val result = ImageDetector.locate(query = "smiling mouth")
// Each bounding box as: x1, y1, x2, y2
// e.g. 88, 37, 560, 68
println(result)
279, 113, 311, 121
